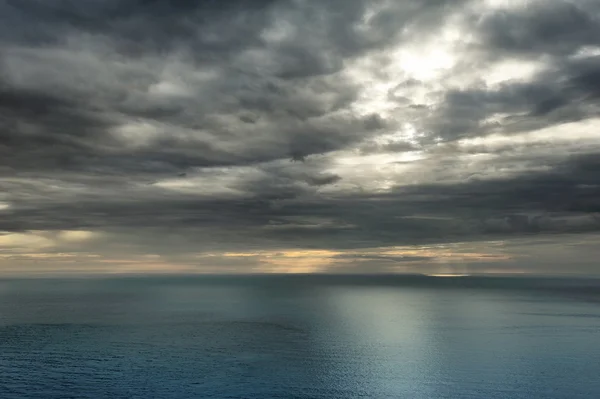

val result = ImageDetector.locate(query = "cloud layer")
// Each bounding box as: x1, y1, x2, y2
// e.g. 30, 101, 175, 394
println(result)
1, 0, 600, 275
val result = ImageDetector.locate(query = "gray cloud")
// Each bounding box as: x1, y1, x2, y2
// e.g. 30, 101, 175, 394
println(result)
477, 1, 600, 58
1, 0, 600, 274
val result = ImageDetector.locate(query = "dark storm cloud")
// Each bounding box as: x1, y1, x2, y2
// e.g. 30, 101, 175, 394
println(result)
0, 0, 467, 175
303, 173, 342, 187
1, 0, 600, 273
2, 0, 421, 173
478, 1, 600, 58
0, 83, 118, 172
2, 150, 598, 254
1, 0, 274, 51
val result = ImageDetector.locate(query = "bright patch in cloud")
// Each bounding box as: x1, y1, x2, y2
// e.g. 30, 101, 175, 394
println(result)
0, 232, 54, 250
112, 122, 162, 148
58, 230, 97, 242
459, 118, 600, 150
483, 59, 546, 87
480, 0, 533, 10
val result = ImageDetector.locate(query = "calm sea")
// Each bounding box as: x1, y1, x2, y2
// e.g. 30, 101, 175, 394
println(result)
0, 275, 599, 398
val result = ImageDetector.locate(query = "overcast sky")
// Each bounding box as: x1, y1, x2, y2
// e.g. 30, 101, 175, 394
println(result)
1, 0, 599, 275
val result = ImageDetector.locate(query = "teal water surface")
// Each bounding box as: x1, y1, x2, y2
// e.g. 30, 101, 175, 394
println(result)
0, 275, 599, 398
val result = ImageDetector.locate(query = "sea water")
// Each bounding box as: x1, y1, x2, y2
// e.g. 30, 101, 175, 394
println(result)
0, 275, 599, 398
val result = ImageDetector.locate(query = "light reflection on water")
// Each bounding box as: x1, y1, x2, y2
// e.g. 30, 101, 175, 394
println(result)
0, 276, 599, 398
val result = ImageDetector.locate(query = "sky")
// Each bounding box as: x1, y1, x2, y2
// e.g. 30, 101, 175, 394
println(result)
1, 0, 600, 276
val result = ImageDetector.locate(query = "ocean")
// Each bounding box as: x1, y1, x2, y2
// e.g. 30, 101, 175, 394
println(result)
0, 275, 599, 398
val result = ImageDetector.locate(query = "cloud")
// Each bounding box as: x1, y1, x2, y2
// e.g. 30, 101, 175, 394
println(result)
477, 1, 600, 58
1, 0, 600, 274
